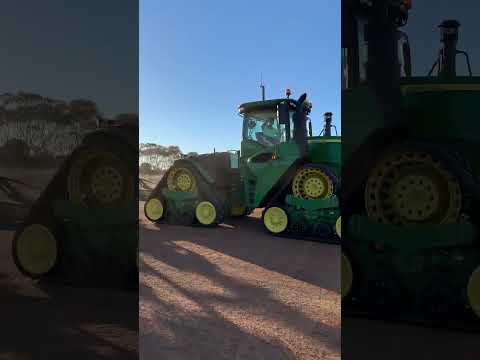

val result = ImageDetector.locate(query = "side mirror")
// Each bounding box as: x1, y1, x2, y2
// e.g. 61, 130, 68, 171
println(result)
297, 93, 307, 111
397, 31, 412, 77
277, 102, 290, 125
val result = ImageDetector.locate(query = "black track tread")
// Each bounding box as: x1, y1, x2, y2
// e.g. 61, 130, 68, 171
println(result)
150, 161, 226, 226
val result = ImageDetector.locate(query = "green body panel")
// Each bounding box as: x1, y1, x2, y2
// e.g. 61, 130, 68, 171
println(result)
345, 77, 480, 169
307, 136, 341, 177
286, 194, 339, 210
240, 139, 266, 162
242, 141, 300, 208
161, 188, 199, 223
401, 77, 480, 179
342, 86, 386, 162
284, 195, 340, 235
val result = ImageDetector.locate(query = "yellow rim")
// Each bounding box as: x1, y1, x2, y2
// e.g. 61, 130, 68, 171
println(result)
292, 168, 334, 200
467, 267, 480, 318
196, 201, 217, 225
263, 207, 288, 234
365, 151, 461, 225
67, 149, 132, 207
91, 165, 124, 204
341, 252, 353, 299
335, 216, 341, 238
167, 167, 197, 193
15, 224, 57, 277
145, 198, 164, 221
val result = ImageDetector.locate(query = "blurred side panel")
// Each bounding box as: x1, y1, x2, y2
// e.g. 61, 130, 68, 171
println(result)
0, 1, 138, 359
341, 0, 479, 359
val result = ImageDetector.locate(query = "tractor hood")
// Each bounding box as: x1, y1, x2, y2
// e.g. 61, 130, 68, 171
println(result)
400, 76, 480, 143
308, 136, 341, 176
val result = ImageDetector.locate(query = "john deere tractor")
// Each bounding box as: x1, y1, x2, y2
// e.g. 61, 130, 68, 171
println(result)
11, 117, 138, 287
341, 0, 480, 328
145, 92, 341, 241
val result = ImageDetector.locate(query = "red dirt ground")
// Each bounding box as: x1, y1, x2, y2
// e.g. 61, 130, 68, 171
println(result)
139, 204, 341, 360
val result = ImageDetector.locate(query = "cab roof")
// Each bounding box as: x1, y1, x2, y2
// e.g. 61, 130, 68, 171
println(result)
238, 98, 297, 115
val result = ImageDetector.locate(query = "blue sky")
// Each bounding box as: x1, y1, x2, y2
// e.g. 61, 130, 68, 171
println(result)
140, 0, 340, 154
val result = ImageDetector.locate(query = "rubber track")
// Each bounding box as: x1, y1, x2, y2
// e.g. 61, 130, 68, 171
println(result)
343, 307, 480, 333
273, 232, 340, 244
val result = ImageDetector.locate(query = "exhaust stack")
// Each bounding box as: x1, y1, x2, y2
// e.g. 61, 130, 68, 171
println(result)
320, 112, 337, 137
428, 20, 472, 78
439, 20, 460, 78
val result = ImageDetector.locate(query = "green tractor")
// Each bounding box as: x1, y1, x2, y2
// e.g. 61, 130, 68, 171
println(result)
11, 117, 138, 288
145, 92, 342, 241
341, 0, 480, 328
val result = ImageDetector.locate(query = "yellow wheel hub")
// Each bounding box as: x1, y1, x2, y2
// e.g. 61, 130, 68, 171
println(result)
467, 267, 480, 318
167, 167, 197, 193
335, 216, 341, 238
91, 165, 124, 204
196, 201, 217, 225
14, 224, 57, 277
292, 168, 333, 200
391, 174, 439, 222
145, 198, 164, 221
341, 252, 353, 299
67, 149, 133, 207
365, 151, 461, 225
263, 207, 288, 234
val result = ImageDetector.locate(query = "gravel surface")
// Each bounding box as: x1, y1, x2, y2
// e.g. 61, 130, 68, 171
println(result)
139, 203, 341, 360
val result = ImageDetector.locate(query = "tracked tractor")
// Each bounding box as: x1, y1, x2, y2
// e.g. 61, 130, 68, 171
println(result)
342, 0, 480, 328
11, 117, 138, 288
145, 92, 341, 241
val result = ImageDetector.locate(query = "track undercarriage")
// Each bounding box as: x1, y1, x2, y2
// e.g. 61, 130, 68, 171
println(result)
145, 157, 341, 243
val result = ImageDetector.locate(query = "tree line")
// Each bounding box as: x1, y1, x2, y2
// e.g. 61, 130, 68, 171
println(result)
0, 92, 100, 167
139, 143, 198, 174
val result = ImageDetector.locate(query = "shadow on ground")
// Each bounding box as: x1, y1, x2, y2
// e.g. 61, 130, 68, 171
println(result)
148, 214, 339, 293
139, 217, 340, 360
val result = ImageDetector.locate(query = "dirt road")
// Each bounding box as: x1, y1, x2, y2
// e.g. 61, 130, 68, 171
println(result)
139, 203, 341, 360
0, 230, 138, 360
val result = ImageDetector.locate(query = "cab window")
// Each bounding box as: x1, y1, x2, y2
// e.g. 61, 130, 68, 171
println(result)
243, 109, 284, 147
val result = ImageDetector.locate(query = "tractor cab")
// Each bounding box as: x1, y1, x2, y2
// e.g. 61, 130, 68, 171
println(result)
237, 92, 341, 213
239, 98, 297, 159
239, 92, 317, 160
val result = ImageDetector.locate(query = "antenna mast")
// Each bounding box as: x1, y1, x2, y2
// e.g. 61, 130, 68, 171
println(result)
260, 73, 266, 101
